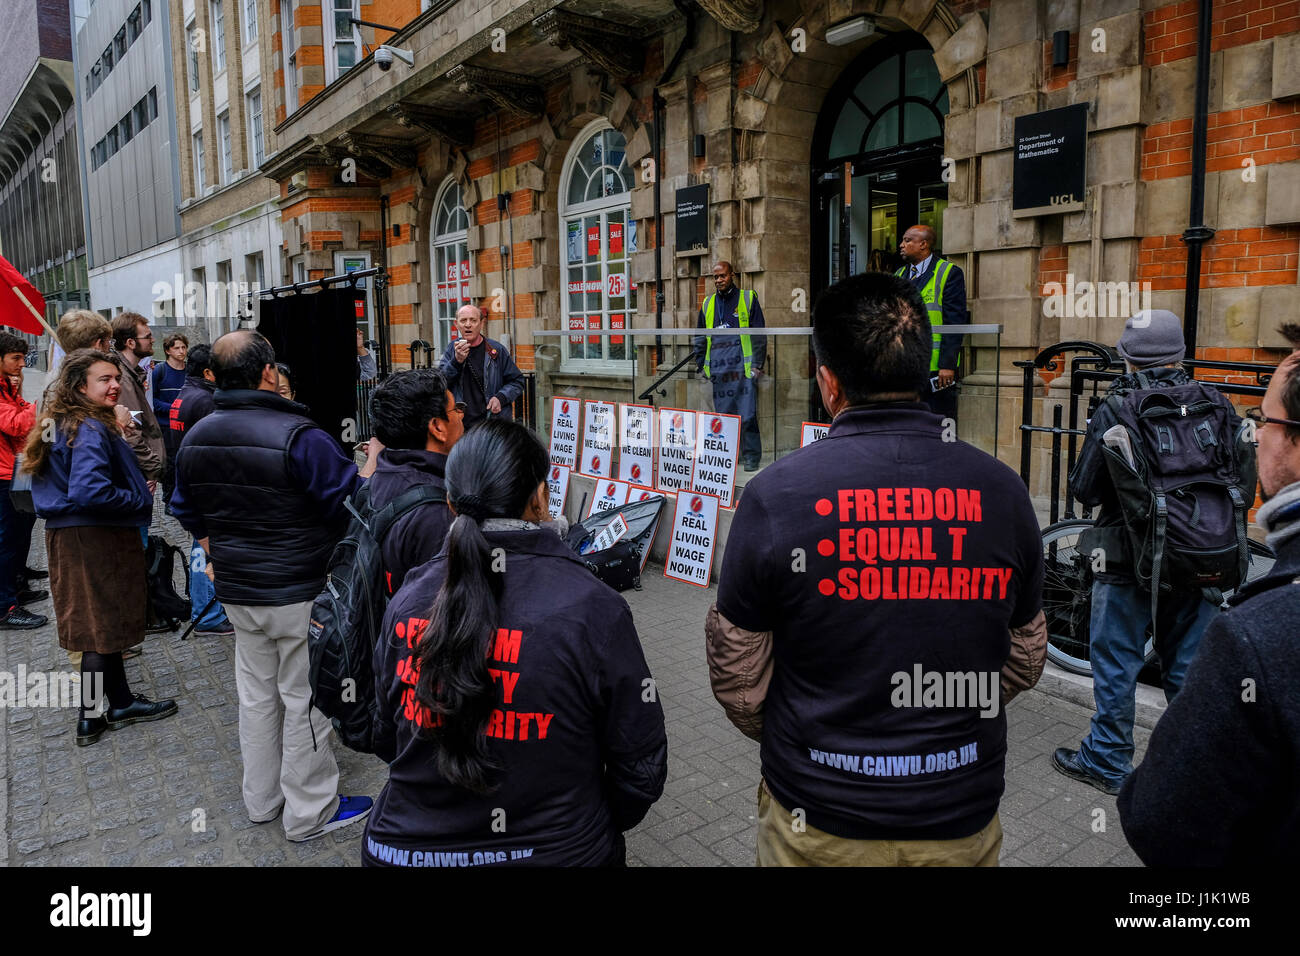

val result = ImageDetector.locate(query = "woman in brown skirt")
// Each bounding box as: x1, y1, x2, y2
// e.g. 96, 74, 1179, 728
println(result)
24, 349, 177, 746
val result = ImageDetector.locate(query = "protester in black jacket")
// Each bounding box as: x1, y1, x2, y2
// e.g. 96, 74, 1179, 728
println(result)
365, 420, 666, 867
170, 344, 218, 439
367, 369, 464, 595
1119, 336, 1300, 864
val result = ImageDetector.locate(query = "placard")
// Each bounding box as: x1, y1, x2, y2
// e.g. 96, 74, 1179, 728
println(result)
546, 464, 570, 519
609, 222, 624, 254
675, 183, 710, 253
619, 403, 655, 487
627, 489, 665, 572
655, 407, 696, 492
549, 398, 580, 468
690, 412, 740, 509
587, 225, 601, 257
610, 313, 625, 347
664, 491, 719, 588
567, 222, 582, 262
586, 479, 630, 517
581, 400, 616, 478
800, 421, 830, 447
589, 513, 629, 553
1013, 103, 1088, 218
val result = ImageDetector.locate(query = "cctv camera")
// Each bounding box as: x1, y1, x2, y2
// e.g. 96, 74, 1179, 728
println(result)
374, 45, 414, 72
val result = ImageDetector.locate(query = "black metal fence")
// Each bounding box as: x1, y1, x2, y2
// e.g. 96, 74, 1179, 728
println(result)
1016, 340, 1276, 524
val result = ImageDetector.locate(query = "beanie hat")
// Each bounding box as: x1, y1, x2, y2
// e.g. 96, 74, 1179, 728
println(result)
1117, 310, 1185, 368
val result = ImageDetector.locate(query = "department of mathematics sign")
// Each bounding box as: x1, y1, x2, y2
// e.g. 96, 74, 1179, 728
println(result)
1012, 103, 1088, 218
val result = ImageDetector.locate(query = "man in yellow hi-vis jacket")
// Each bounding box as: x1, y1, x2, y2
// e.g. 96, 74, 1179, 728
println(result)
896, 225, 968, 420
694, 261, 767, 471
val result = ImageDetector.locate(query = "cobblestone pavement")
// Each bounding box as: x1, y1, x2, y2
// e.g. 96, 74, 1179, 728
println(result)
2, 509, 1146, 867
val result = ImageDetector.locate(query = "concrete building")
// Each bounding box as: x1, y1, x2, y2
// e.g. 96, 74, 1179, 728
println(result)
0, 0, 88, 343
73, 0, 186, 320
168, 0, 282, 342
253, 0, 1298, 482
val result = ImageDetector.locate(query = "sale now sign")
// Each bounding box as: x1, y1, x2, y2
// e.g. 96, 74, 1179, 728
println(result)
690, 413, 740, 508
581, 400, 616, 478
586, 478, 630, 517
549, 398, 580, 468
664, 491, 719, 588
619, 403, 655, 487
655, 407, 696, 493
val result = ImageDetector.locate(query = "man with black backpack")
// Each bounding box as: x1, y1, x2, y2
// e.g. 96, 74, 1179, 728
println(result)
1054, 310, 1256, 796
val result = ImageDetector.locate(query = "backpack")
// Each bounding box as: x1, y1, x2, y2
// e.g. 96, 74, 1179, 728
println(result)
145, 534, 191, 632
1099, 372, 1256, 618
307, 481, 445, 754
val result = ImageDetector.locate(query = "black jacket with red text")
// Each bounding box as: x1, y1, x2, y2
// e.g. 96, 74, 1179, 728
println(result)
364, 526, 666, 867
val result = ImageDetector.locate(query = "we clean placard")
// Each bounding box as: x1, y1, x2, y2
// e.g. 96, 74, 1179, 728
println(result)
549, 398, 580, 468
800, 421, 830, 447
664, 491, 719, 588
619, 403, 655, 488
581, 400, 616, 478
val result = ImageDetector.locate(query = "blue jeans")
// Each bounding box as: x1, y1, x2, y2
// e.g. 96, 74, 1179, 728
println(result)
0, 477, 35, 610
1077, 579, 1219, 786
190, 537, 229, 629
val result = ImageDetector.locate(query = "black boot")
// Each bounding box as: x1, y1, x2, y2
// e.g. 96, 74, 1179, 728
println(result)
106, 695, 178, 730
76, 716, 107, 747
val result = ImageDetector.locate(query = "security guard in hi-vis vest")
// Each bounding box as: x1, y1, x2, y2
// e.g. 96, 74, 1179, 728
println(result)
895, 225, 968, 420
694, 261, 767, 471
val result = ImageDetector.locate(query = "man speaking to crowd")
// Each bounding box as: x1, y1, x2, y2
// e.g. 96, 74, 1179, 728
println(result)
706, 272, 1046, 866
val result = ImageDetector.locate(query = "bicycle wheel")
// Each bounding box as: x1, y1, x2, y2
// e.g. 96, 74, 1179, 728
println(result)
1041, 519, 1278, 678
1040, 520, 1096, 675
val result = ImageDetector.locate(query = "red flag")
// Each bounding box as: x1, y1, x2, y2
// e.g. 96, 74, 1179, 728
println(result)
0, 255, 51, 336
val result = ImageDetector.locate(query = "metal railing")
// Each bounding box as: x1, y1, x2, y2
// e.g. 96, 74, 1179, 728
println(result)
1016, 341, 1275, 524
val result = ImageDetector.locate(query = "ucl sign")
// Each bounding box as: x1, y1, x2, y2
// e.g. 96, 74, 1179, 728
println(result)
1012, 103, 1088, 218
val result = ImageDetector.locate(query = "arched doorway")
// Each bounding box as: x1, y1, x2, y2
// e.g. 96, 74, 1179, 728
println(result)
812, 33, 950, 294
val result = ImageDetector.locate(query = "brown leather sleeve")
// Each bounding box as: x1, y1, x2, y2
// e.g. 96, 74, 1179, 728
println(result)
705, 603, 773, 741
1001, 609, 1048, 704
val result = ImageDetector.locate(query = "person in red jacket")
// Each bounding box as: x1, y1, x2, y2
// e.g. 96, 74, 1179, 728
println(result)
0, 331, 47, 629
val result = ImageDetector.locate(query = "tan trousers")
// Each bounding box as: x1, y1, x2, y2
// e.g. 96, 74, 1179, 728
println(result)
756, 779, 1002, 867
226, 600, 340, 841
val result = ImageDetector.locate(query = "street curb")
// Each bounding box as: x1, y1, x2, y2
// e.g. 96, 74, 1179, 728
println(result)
1037, 662, 1169, 730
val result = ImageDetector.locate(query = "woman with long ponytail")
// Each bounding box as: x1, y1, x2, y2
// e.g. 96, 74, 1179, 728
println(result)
365, 419, 667, 866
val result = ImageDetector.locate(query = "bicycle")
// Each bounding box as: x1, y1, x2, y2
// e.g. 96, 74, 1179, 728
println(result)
1040, 518, 1277, 676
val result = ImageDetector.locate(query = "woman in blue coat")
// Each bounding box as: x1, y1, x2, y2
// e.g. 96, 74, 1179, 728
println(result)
24, 350, 178, 746
365, 420, 666, 866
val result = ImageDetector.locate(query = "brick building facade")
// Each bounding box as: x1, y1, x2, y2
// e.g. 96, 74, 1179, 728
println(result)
255, 0, 1300, 471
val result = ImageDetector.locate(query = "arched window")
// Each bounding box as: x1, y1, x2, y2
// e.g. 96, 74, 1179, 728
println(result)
430, 178, 470, 352
825, 46, 949, 162
560, 121, 636, 369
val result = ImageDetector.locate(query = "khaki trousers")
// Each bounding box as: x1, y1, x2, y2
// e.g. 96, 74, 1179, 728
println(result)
226, 600, 339, 841
756, 779, 1002, 867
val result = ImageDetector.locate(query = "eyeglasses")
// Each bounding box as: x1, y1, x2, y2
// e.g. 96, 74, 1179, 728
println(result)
1243, 406, 1300, 429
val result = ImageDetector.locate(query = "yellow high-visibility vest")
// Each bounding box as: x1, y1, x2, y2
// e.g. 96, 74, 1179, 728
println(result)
897, 258, 956, 372
702, 289, 755, 378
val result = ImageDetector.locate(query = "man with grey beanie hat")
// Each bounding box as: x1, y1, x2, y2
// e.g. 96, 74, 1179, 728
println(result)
1052, 309, 1248, 795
